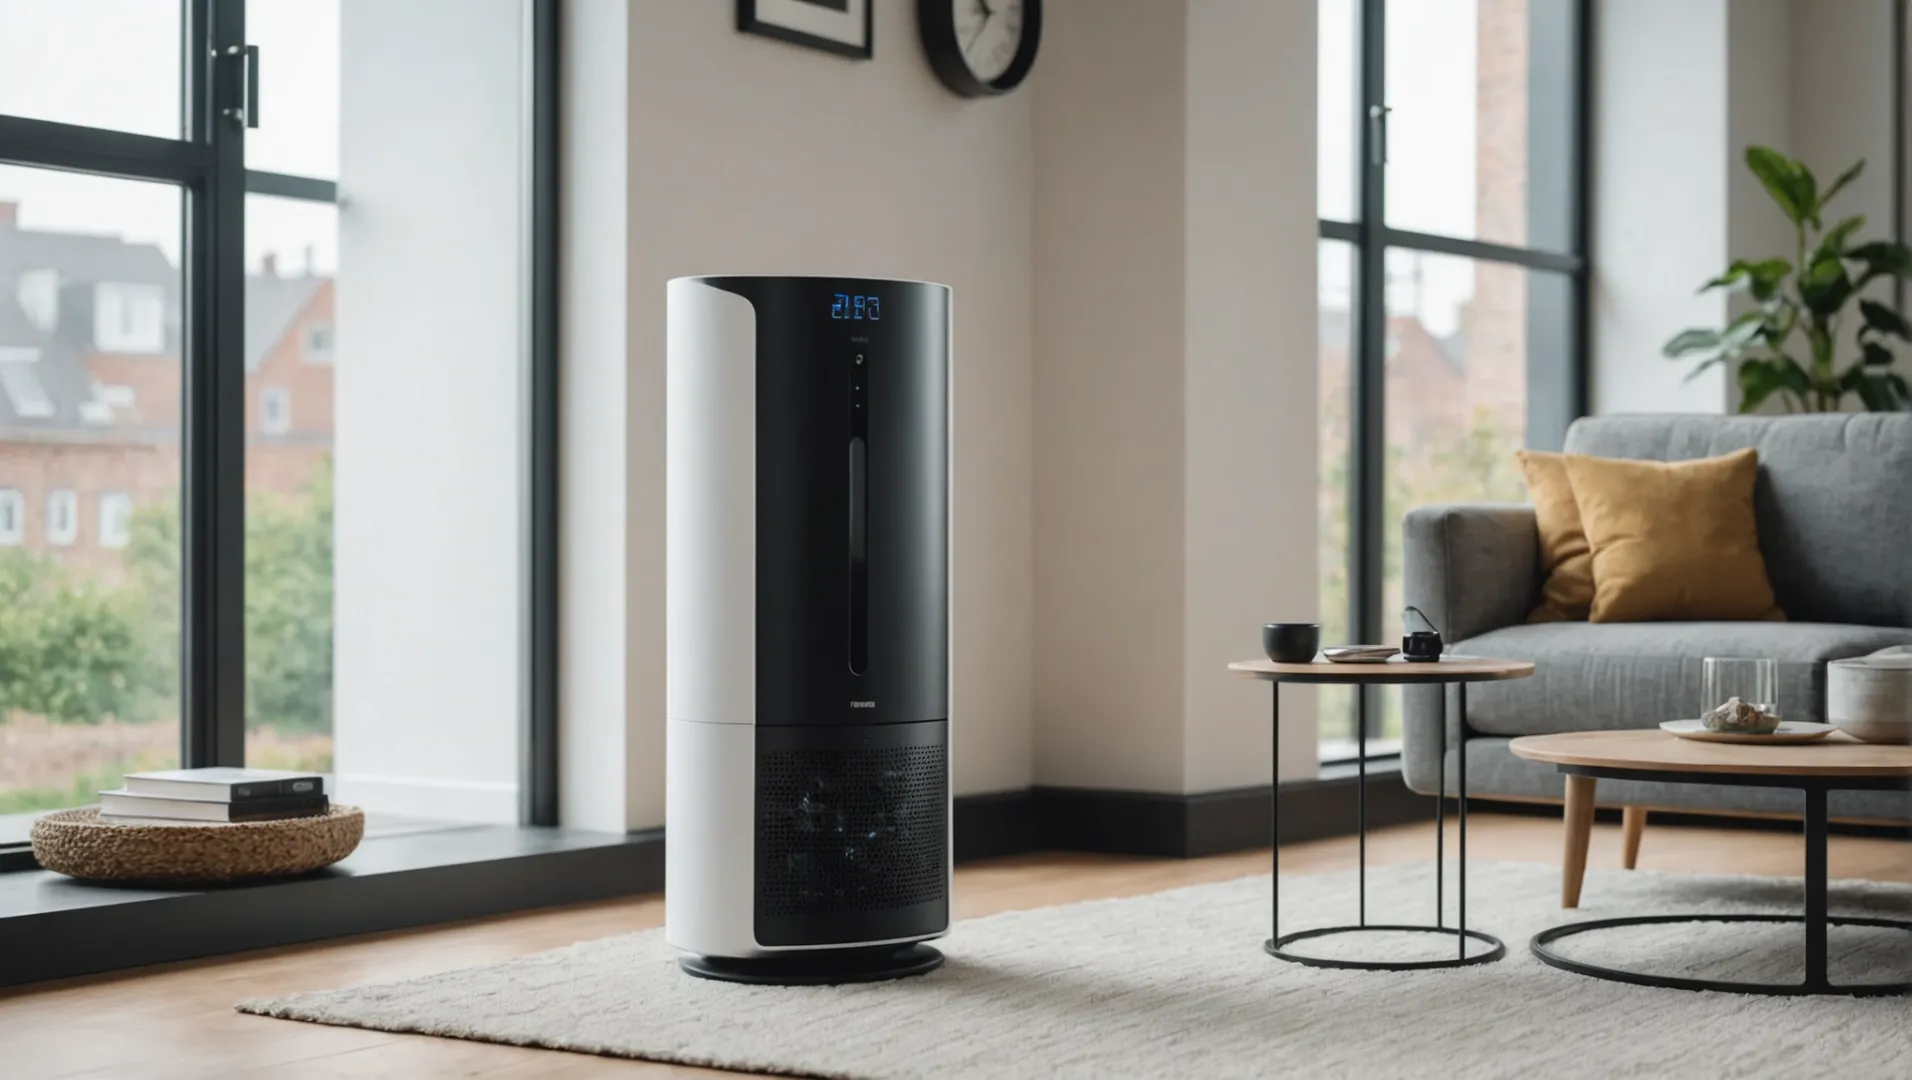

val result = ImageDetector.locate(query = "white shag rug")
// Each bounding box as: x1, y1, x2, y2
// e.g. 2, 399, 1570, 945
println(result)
238, 861, 1912, 1079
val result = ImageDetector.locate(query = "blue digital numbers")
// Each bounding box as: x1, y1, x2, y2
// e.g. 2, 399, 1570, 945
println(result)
832, 293, 882, 321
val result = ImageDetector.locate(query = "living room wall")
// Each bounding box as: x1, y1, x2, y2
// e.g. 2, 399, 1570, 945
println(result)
559, 0, 1036, 831
1591, 0, 1907, 415
558, 0, 1323, 831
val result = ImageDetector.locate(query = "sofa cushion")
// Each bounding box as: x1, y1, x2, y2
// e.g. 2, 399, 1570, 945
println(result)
1515, 450, 1594, 622
1562, 449, 1781, 622
1562, 414, 1912, 627
1455, 621, 1912, 736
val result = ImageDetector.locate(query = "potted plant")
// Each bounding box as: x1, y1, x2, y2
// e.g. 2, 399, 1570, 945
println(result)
1664, 146, 1912, 412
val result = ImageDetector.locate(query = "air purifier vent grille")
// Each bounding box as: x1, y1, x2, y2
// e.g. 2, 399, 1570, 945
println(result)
756, 744, 948, 918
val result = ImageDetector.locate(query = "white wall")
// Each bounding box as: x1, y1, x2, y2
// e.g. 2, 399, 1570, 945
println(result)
333, 0, 526, 822
559, 0, 637, 832
1033, 0, 1319, 793
563, 0, 1036, 829
1032, 1, 1189, 792
1181, 0, 1320, 790
1590, 0, 1732, 414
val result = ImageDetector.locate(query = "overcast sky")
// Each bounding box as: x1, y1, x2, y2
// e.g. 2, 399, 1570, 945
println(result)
1321, 0, 1484, 337
0, 0, 339, 274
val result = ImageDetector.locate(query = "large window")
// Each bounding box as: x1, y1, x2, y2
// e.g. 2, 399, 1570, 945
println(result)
1317, 0, 1586, 762
0, 1, 558, 847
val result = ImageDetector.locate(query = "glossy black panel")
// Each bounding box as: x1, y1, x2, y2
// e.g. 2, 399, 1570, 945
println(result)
702, 277, 949, 727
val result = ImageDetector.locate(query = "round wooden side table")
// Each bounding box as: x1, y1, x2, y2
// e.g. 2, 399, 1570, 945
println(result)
1229, 655, 1534, 970
1513, 729, 1912, 996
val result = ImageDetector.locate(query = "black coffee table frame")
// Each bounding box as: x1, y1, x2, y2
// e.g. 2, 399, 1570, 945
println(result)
1265, 673, 1506, 971
1529, 764, 1912, 997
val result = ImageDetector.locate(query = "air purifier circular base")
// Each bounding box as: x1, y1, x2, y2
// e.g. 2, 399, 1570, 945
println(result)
678, 943, 944, 985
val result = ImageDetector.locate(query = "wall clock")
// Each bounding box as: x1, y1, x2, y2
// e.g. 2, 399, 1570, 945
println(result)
918, 0, 1042, 98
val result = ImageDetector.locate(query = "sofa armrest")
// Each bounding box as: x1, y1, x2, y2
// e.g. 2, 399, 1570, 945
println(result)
1402, 503, 1539, 643
1400, 504, 1539, 795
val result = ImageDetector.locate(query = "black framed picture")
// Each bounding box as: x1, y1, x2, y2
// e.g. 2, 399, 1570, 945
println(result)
738, 0, 873, 60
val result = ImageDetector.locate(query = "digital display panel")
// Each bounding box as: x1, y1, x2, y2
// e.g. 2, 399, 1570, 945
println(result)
832, 293, 881, 321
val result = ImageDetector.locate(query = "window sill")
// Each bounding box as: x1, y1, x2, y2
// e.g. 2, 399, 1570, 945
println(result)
0, 822, 661, 989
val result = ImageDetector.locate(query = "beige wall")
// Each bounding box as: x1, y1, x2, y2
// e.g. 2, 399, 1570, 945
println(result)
1181, 0, 1320, 790
1034, 0, 1320, 792
1032, 1, 1190, 792
563, 0, 1036, 830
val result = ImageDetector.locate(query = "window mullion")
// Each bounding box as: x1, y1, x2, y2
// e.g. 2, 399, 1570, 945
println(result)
180, 0, 248, 768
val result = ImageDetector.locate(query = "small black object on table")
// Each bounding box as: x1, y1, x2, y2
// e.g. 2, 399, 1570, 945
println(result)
1229, 655, 1535, 971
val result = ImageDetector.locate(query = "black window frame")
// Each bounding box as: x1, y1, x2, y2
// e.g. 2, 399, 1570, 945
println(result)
1319, 0, 1591, 765
0, 0, 560, 867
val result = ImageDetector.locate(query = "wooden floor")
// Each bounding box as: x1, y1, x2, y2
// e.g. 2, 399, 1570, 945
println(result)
2, 812, 1907, 1079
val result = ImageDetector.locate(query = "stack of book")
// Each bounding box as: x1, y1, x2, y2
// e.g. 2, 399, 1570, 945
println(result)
98, 768, 329, 823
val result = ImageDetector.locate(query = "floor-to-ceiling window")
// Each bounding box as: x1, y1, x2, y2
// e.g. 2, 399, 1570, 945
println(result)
0, 0, 558, 851
1317, 0, 1587, 763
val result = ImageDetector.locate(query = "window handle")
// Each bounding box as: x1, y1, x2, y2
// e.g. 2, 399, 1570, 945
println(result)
223, 44, 260, 129
1368, 103, 1391, 167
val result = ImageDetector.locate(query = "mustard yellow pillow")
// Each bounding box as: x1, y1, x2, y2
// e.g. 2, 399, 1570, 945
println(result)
1516, 450, 1594, 623
1561, 448, 1784, 623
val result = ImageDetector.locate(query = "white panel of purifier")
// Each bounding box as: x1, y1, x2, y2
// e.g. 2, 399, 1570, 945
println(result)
664, 717, 758, 956
665, 279, 756, 728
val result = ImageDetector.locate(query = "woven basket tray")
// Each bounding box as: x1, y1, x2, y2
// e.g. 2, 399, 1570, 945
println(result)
30, 805, 364, 884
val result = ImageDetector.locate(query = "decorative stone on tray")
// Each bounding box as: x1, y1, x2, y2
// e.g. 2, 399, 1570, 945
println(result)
1702, 696, 1780, 734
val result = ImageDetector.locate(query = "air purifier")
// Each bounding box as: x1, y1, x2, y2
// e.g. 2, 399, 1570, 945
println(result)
665, 275, 951, 984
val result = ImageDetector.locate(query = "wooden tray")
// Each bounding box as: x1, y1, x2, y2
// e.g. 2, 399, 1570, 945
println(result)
30, 805, 364, 884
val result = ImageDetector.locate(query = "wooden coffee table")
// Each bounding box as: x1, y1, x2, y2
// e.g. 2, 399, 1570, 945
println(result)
1512, 729, 1912, 996
1230, 656, 1534, 970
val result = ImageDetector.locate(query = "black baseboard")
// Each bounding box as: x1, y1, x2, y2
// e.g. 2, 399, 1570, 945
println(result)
0, 825, 662, 989
953, 770, 1434, 861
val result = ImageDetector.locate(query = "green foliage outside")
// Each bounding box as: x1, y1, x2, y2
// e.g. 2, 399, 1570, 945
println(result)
1319, 407, 1525, 745
0, 458, 334, 736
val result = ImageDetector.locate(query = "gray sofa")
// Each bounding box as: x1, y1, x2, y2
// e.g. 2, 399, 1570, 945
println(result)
1401, 412, 1912, 822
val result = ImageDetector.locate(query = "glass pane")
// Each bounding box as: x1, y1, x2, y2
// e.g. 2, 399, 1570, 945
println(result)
0, 0, 182, 138
1318, 0, 1360, 222
1379, 250, 1569, 741
0, 168, 181, 841
1316, 240, 1358, 760
1384, 0, 1578, 250
244, 195, 337, 776
246, 0, 341, 178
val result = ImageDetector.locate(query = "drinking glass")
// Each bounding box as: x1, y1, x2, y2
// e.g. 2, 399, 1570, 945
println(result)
1701, 657, 1778, 719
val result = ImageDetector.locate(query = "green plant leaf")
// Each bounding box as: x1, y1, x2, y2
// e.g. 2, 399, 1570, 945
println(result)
1846, 241, 1912, 270
1738, 358, 1792, 412
1839, 365, 1909, 411
1859, 298, 1912, 340
1663, 328, 1721, 358
1862, 341, 1897, 367
1745, 146, 1810, 226
1815, 214, 1866, 261
1797, 255, 1854, 316
1818, 159, 1865, 214
1682, 353, 1731, 384
1702, 257, 1793, 300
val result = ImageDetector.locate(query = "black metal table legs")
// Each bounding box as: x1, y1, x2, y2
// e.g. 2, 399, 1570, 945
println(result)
1531, 784, 1912, 996
1264, 681, 1506, 971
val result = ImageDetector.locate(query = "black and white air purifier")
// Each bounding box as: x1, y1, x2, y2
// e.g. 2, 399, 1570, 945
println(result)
665, 275, 951, 985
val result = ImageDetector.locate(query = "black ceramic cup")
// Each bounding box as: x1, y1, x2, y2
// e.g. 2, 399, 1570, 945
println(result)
1263, 623, 1322, 664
